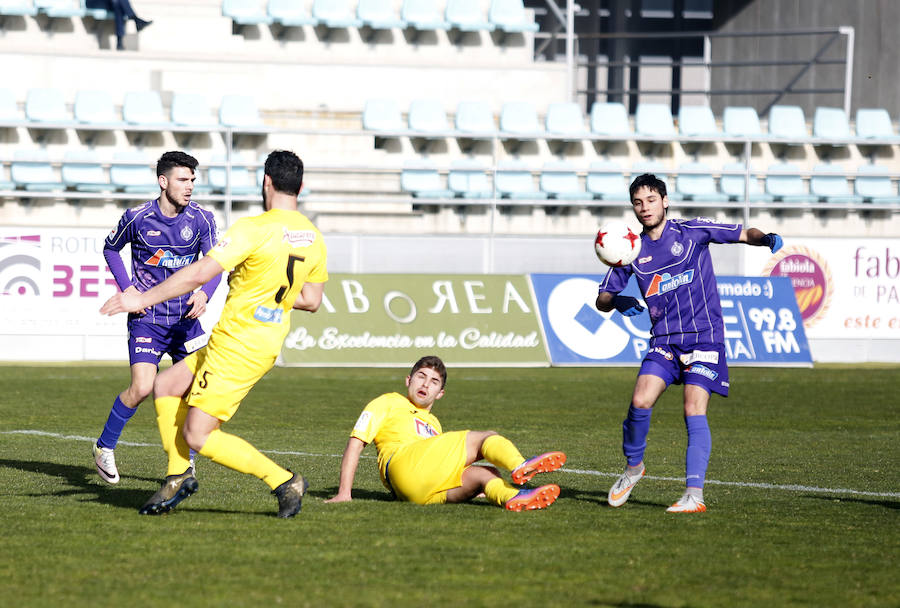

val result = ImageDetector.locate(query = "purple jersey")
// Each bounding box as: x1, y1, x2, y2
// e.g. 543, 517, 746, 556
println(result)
598, 217, 742, 347
105, 199, 218, 326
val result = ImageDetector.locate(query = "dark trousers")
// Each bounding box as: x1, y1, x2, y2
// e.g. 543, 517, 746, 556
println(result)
110, 0, 138, 39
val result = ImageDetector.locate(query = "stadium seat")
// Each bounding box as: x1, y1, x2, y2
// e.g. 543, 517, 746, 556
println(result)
720, 162, 773, 202
74, 90, 120, 125
499, 101, 542, 138
401, 0, 450, 31
407, 99, 450, 133
267, 0, 316, 26
122, 91, 170, 127
586, 161, 626, 200
768, 105, 808, 139
540, 161, 592, 200
448, 159, 492, 198
454, 100, 496, 137
311, 0, 363, 29
222, 0, 274, 25
0, 0, 38, 17
810, 163, 863, 204
219, 94, 264, 129
110, 151, 157, 193
357, 0, 406, 29
678, 105, 719, 136
171, 93, 218, 128
34, 0, 84, 18
854, 164, 900, 204
675, 162, 728, 202
11, 150, 66, 191
635, 103, 676, 138
488, 0, 538, 33
589, 101, 631, 136
208, 156, 258, 195
545, 102, 588, 139
722, 106, 762, 137
61, 150, 111, 192
765, 162, 817, 203
0, 87, 20, 122
445, 0, 493, 32
631, 160, 682, 200
83, 0, 112, 19
400, 162, 453, 198
855, 108, 900, 141
362, 98, 405, 132
25, 88, 68, 123
813, 106, 851, 140
495, 160, 546, 199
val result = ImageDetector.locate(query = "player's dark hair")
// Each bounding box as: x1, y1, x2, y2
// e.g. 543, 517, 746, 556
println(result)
156, 151, 198, 177
410, 356, 447, 388
264, 150, 304, 196
629, 173, 667, 201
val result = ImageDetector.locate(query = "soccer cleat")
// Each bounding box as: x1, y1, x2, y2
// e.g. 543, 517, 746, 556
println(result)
511, 451, 567, 485
666, 492, 707, 513
607, 465, 645, 507
92, 442, 120, 484
138, 470, 199, 515
273, 472, 309, 518
505, 484, 560, 512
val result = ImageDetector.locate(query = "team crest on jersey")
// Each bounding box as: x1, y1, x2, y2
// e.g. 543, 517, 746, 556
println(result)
180, 226, 194, 241
415, 419, 439, 438
283, 228, 315, 247
671, 241, 684, 256
645, 269, 695, 297
145, 249, 195, 269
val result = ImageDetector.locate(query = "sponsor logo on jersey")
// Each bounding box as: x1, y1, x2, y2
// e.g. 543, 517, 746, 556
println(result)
180, 226, 194, 241
135, 336, 153, 343
145, 249, 196, 269
213, 237, 231, 252
679, 350, 719, 365
638, 255, 653, 264
107, 226, 118, 240
147, 230, 161, 236
353, 411, 372, 433
253, 305, 283, 323
685, 363, 718, 380
134, 346, 161, 356
645, 269, 694, 297
650, 346, 674, 360
415, 418, 439, 438
283, 228, 316, 247
696, 216, 714, 223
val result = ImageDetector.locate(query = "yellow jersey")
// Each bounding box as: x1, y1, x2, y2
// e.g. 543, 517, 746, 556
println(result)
207, 208, 328, 358
351, 392, 442, 474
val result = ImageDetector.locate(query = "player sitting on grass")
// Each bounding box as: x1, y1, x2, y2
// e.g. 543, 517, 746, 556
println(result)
325, 355, 566, 511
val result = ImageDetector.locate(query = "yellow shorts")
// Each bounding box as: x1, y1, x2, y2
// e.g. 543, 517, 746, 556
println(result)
183, 340, 276, 422
384, 430, 469, 505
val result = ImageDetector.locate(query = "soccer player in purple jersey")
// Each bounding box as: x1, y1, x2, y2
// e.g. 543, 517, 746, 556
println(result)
92, 151, 221, 484
597, 174, 783, 513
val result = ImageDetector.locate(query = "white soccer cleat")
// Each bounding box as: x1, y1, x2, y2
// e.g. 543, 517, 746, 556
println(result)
92, 442, 120, 484
666, 492, 707, 513
607, 465, 644, 507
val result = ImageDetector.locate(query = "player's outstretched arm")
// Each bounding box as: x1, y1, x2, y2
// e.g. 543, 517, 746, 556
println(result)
293, 281, 325, 312
325, 437, 367, 503
740, 227, 783, 253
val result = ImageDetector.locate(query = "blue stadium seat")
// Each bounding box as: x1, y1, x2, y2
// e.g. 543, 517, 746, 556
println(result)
219, 94, 264, 129
0, 88, 20, 122
488, 0, 538, 33
445, 0, 493, 32
400, 162, 454, 198
110, 151, 157, 193
635, 103, 675, 137
448, 159, 492, 198
810, 163, 863, 204
768, 105, 808, 139
208, 156, 258, 195
401, 0, 450, 31
720, 162, 773, 202
74, 90, 120, 125
586, 161, 626, 200
268, 0, 316, 26
357, 0, 406, 29
83, 0, 112, 19
545, 102, 588, 139
855, 108, 900, 141
813, 107, 851, 140
540, 161, 592, 200
312, 0, 363, 28
722, 106, 761, 137
407, 99, 450, 133
454, 100, 496, 137
35, 0, 84, 18
61, 150, 111, 192
171, 93, 218, 128
495, 160, 546, 199
0, 1, 38, 17
222, 0, 274, 25
590, 101, 631, 136
854, 164, 900, 204
678, 105, 719, 136
765, 162, 817, 203
499, 101, 542, 138
25, 88, 68, 123
11, 150, 65, 191
675, 162, 728, 202
362, 98, 405, 131
122, 91, 170, 127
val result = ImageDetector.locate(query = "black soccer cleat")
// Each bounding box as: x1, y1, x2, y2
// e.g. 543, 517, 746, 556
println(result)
139, 470, 199, 515
272, 472, 309, 518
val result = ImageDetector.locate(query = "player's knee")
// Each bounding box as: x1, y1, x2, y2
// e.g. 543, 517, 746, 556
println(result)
631, 395, 655, 409
181, 426, 205, 451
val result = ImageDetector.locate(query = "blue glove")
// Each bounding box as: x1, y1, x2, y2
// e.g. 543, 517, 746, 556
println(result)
761, 233, 783, 253
614, 295, 645, 317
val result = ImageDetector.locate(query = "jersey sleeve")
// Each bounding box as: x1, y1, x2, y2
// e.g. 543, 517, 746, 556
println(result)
104, 209, 135, 251
349, 394, 393, 444
682, 218, 743, 245
597, 265, 632, 295
206, 218, 256, 271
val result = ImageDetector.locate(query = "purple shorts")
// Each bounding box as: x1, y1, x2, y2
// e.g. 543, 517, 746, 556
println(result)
639, 343, 730, 397
127, 319, 206, 366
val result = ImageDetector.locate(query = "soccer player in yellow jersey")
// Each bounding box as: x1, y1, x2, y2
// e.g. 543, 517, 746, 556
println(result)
325, 356, 566, 511
100, 150, 327, 518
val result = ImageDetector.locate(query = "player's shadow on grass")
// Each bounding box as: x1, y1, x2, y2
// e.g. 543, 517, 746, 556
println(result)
805, 494, 900, 510
309, 487, 396, 502
561, 486, 666, 508
0, 458, 157, 510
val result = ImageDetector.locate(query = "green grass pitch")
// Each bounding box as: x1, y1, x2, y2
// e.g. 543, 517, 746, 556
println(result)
1, 364, 897, 607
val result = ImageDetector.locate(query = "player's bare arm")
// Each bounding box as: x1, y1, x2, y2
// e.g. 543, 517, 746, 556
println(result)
101, 256, 225, 316
293, 281, 325, 312
325, 437, 367, 503
740, 228, 783, 252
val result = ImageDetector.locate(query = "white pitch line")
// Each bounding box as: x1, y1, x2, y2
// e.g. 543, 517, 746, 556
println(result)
4, 429, 899, 499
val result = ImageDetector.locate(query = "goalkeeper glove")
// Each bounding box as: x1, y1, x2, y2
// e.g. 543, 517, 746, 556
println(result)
614, 295, 645, 317
761, 233, 783, 253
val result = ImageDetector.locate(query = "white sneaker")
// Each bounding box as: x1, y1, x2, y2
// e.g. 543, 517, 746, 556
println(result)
607, 465, 644, 507
666, 492, 707, 513
92, 442, 120, 484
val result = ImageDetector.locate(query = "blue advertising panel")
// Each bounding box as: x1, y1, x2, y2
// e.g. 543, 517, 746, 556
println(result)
530, 274, 812, 366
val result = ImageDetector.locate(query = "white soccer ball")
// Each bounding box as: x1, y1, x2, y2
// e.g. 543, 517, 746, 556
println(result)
594, 220, 642, 267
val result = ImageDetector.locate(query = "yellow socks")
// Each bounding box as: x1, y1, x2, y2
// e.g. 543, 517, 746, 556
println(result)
154, 396, 192, 476
199, 429, 293, 490
484, 477, 520, 507
481, 434, 526, 471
